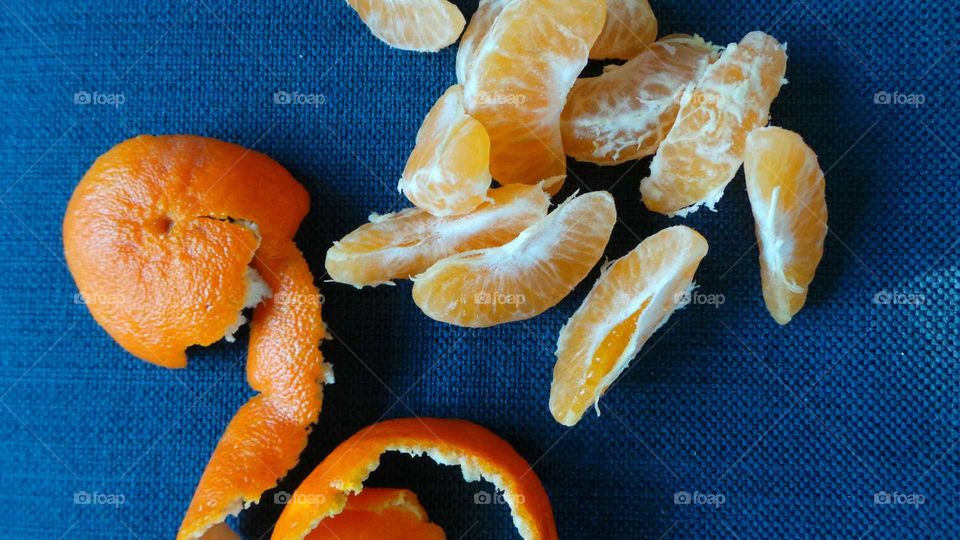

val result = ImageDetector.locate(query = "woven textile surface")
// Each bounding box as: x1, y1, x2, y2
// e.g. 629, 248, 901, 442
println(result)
0, 1, 958, 538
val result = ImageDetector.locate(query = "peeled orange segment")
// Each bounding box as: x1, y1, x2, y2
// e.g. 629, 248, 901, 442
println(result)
549, 226, 708, 426
641, 31, 788, 216
455, 0, 510, 84
61, 135, 329, 540
744, 127, 827, 325
345, 0, 466, 53
306, 488, 445, 540
272, 418, 558, 540
399, 84, 492, 217
561, 35, 718, 165
463, 0, 607, 186
590, 0, 658, 60
412, 191, 617, 328
326, 181, 554, 288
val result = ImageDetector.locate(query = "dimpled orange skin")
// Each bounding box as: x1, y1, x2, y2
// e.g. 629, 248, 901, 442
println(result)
272, 418, 558, 540
64, 135, 309, 368
62, 135, 329, 540
306, 488, 446, 540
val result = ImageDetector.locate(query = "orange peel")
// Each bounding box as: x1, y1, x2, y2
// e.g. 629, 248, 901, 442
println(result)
272, 418, 558, 540
62, 135, 331, 540
306, 488, 445, 539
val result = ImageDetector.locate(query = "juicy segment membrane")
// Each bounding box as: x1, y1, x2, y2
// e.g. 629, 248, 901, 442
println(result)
561, 35, 719, 165
463, 0, 607, 186
455, 0, 511, 84
271, 418, 558, 540
641, 31, 788, 216
744, 127, 827, 325
399, 84, 492, 217
345, 0, 466, 53
325, 181, 555, 288
550, 226, 708, 426
590, 0, 658, 60
412, 191, 617, 328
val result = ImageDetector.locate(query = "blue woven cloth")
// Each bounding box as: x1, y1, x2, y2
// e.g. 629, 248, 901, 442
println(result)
1, 1, 958, 538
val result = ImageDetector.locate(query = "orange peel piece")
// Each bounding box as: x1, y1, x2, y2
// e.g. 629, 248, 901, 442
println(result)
62, 135, 330, 540
306, 488, 445, 539
272, 418, 558, 540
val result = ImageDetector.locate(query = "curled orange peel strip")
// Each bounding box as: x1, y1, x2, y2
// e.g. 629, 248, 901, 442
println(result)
62, 135, 331, 540
272, 418, 558, 540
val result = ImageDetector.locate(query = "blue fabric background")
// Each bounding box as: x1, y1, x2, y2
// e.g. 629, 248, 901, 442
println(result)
1, 1, 958, 538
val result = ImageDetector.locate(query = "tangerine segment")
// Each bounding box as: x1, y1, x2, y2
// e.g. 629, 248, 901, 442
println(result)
549, 226, 708, 426
306, 488, 445, 540
641, 31, 788, 216
400, 84, 492, 217
455, 0, 511, 84
272, 418, 558, 540
326, 181, 554, 288
744, 127, 827, 325
63, 135, 308, 367
590, 0, 658, 60
561, 35, 718, 165
412, 191, 617, 328
345, 0, 466, 53
463, 0, 607, 186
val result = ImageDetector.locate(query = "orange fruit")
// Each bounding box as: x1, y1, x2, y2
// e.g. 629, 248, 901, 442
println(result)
744, 127, 827, 325
561, 35, 718, 165
549, 226, 708, 426
306, 488, 445, 540
326, 181, 555, 288
462, 0, 607, 186
590, 0, 658, 60
412, 191, 616, 327
455, 0, 510, 84
272, 418, 558, 540
641, 31, 788, 216
345, 0, 466, 53
399, 84, 492, 217
62, 135, 330, 540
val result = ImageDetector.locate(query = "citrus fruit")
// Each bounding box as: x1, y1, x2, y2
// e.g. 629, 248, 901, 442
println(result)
62, 135, 331, 540
326, 181, 555, 288
549, 226, 708, 426
272, 418, 558, 540
561, 35, 718, 165
455, 0, 510, 84
462, 0, 607, 186
345, 0, 466, 53
744, 127, 827, 325
590, 0, 658, 60
640, 31, 788, 216
399, 84, 492, 217
412, 191, 617, 327
306, 488, 445, 540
